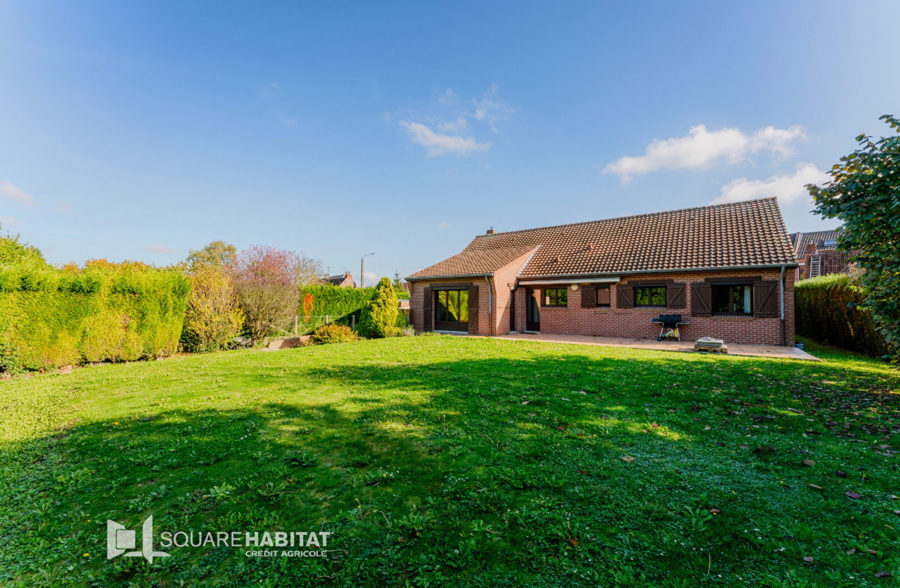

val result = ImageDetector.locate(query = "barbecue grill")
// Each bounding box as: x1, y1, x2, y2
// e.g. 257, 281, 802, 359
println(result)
652, 314, 688, 341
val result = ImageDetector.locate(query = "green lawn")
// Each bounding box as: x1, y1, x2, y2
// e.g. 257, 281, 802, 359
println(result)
0, 337, 897, 585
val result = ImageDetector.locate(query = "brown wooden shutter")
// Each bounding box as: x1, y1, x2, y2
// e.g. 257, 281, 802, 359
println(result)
691, 282, 711, 317
581, 286, 596, 308
754, 280, 779, 318
667, 282, 686, 308
422, 286, 433, 331
467, 284, 479, 334
616, 283, 633, 309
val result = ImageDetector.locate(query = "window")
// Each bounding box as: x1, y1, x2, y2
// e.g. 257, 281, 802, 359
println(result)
711, 283, 752, 315
596, 285, 610, 307
543, 288, 568, 307
435, 289, 469, 324
634, 285, 666, 307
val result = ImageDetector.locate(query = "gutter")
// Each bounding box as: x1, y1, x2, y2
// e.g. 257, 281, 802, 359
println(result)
410, 262, 798, 283
521, 263, 799, 280
780, 265, 786, 346
518, 277, 621, 286
484, 273, 493, 336
407, 272, 494, 282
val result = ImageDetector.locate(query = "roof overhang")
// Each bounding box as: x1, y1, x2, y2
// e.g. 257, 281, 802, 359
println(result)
518, 277, 621, 286
406, 272, 493, 282
521, 263, 798, 281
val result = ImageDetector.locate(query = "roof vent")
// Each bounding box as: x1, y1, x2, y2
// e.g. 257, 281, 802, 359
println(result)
554, 255, 561, 263
486, 226, 496, 235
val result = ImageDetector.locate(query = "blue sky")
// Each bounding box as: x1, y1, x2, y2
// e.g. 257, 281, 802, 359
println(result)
2, 1, 898, 282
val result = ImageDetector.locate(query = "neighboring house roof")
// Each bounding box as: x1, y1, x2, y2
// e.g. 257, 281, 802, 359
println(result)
324, 272, 356, 287
790, 229, 842, 256
408, 197, 797, 280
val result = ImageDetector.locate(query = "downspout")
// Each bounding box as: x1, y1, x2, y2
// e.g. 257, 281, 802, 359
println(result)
484, 274, 493, 336
779, 265, 786, 346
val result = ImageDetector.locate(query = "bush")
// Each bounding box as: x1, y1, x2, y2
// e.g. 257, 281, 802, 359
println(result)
296, 284, 376, 333
809, 115, 900, 360
182, 266, 244, 352
310, 324, 358, 345
795, 274, 891, 357
0, 247, 190, 371
359, 278, 399, 339
230, 246, 322, 341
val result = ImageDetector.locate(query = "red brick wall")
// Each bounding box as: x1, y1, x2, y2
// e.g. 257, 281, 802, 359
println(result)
797, 249, 856, 280
409, 249, 536, 336
412, 268, 794, 345
409, 277, 492, 335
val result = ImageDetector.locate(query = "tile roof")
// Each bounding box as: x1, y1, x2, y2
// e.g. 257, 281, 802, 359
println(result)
408, 198, 797, 280
790, 229, 842, 256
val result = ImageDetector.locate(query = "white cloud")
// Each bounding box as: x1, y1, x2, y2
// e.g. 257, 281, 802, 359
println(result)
437, 117, 468, 133
397, 85, 512, 155
55, 200, 72, 213
713, 163, 829, 205
0, 181, 35, 205
604, 124, 806, 182
361, 271, 381, 287
438, 88, 458, 106
399, 121, 491, 156
437, 221, 450, 228
0, 215, 18, 227
142, 245, 176, 254
472, 84, 514, 132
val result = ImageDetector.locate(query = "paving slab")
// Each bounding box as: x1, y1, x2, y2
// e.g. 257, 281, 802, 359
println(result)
495, 333, 819, 361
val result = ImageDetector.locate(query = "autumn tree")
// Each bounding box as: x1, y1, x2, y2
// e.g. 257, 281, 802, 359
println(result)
808, 114, 899, 359
186, 241, 237, 271
182, 265, 244, 352
229, 245, 323, 341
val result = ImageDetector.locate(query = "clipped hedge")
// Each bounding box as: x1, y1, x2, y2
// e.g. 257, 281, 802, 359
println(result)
795, 274, 890, 357
296, 285, 375, 333
0, 264, 190, 372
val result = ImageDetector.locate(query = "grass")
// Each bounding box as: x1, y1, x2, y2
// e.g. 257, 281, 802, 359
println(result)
0, 336, 898, 585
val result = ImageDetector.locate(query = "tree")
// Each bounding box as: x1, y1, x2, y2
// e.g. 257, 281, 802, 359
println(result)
0, 230, 47, 268
807, 114, 899, 359
359, 277, 399, 338
229, 245, 323, 341
186, 241, 237, 271
392, 272, 409, 299
182, 265, 244, 352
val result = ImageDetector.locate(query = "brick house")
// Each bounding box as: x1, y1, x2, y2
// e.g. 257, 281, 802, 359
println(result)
790, 229, 856, 280
407, 198, 798, 346
323, 271, 357, 288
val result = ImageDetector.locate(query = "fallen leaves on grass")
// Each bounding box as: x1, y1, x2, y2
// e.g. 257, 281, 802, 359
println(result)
621, 455, 634, 463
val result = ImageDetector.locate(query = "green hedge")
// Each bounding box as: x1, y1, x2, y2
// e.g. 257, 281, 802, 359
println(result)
0, 265, 190, 372
296, 285, 375, 334
795, 274, 890, 357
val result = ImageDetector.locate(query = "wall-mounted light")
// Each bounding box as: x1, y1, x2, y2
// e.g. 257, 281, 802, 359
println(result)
570, 284, 579, 291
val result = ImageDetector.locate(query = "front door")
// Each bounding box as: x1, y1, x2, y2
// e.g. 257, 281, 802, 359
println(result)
525, 288, 540, 332
434, 288, 469, 332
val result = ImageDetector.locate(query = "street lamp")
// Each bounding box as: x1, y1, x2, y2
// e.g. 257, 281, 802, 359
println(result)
360, 252, 374, 288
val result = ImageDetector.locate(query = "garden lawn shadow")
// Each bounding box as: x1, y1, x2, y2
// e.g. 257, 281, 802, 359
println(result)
0, 336, 897, 585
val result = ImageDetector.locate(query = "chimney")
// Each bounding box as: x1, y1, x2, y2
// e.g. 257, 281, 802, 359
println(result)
486, 226, 496, 235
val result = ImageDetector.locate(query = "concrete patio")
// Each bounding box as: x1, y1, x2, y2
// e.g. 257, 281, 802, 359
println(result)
496, 332, 819, 361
